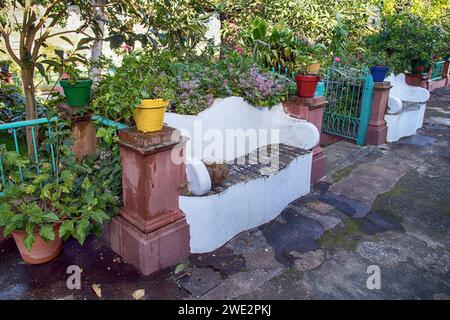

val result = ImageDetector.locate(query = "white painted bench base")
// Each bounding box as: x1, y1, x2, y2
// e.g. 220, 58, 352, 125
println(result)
181, 151, 312, 253
385, 73, 430, 142
164, 97, 318, 253
385, 105, 426, 142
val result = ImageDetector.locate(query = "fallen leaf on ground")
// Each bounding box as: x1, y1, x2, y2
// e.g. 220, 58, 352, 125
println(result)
174, 263, 188, 274
132, 289, 145, 300
92, 284, 102, 298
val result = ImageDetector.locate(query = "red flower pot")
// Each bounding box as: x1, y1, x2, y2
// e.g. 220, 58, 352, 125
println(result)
295, 75, 320, 98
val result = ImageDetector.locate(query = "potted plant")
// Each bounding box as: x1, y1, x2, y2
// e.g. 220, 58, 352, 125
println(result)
59, 62, 93, 107
294, 54, 320, 98
365, 13, 448, 86
0, 142, 115, 264
307, 43, 326, 75
42, 49, 93, 107
363, 51, 389, 82
93, 51, 175, 132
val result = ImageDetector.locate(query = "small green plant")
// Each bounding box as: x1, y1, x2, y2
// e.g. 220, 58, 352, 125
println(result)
361, 50, 389, 67
41, 48, 90, 84
295, 54, 314, 75
92, 50, 175, 123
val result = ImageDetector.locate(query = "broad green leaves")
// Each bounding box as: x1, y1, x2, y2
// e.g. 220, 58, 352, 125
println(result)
39, 224, 55, 242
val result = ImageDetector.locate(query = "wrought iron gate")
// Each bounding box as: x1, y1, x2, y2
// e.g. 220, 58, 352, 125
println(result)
322, 63, 374, 145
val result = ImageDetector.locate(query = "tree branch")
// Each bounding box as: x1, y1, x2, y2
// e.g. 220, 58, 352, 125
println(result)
32, 10, 66, 61
0, 29, 21, 66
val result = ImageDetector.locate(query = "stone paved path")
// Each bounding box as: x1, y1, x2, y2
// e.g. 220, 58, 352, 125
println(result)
1, 86, 449, 300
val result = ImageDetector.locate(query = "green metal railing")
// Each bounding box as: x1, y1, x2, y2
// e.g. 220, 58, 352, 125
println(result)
0, 117, 57, 196
430, 61, 445, 81
0, 115, 127, 195
322, 63, 374, 145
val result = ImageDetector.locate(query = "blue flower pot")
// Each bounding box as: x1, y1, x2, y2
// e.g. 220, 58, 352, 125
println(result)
370, 66, 388, 82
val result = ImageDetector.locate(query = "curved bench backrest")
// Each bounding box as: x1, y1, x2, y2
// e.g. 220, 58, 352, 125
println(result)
386, 73, 430, 103
165, 97, 319, 161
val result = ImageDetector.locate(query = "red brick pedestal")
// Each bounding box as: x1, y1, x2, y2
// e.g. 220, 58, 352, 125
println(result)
283, 96, 327, 183
59, 104, 97, 159
365, 82, 391, 145
109, 126, 190, 275
443, 61, 450, 82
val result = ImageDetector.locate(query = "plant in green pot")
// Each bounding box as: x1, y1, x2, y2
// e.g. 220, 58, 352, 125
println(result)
59, 62, 93, 107
42, 49, 93, 107
0, 138, 117, 264
93, 51, 175, 132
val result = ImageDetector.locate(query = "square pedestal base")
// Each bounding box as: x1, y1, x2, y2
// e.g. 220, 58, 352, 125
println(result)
109, 216, 190, 275
311, 148, 327, 183
365, 124, 388, 145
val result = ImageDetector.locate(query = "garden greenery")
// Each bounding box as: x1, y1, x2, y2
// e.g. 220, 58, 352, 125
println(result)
364, 13, 449, 74
0, 120, 121, 251
93, 50, 292, 120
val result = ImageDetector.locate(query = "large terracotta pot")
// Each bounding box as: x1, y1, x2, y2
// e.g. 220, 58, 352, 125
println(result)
12, 225, 63, 264
405, 73, 428, 88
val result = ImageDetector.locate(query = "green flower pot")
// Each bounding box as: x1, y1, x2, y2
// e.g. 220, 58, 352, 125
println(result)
60, 79, 93, 107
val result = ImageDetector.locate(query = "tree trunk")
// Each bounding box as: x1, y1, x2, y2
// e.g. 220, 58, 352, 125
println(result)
21, 67, 38, 158
89, 1, 106, 86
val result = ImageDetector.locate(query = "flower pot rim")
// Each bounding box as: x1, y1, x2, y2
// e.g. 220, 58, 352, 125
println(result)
138, 98, 169, 109
295, 74, 320, 80
60, 78, 93, 87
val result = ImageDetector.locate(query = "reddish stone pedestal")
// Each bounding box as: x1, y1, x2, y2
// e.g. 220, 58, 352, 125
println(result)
109, 126, 190, 275
442, 61, 450, 80
59, 104, 97, 159
365, 81, 391, 145
284, 96, 327, 183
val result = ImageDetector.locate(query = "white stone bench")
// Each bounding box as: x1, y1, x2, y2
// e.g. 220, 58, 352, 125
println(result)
164, 97, 319, 253
385, 73, 430, 142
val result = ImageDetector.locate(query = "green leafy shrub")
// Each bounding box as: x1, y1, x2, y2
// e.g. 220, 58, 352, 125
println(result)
365, 13, 449, 74
0, 121, 119, 251
92, 51, 176, 123
93, 51, 291, 119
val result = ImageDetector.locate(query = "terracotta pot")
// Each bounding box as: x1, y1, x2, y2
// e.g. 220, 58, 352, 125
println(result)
295, 75, 320, 98
405, 73, 428, 88
12, 225, 63, 264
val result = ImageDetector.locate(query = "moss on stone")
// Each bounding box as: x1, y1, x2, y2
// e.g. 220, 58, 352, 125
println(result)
331, 164, 358, 183
318, 219, 363, 251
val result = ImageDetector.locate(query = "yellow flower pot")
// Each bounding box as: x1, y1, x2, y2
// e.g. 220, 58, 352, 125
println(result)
307, 63, 321, 75
133, 99, 169, 133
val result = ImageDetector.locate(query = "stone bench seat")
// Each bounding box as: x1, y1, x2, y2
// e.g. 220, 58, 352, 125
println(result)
164, 96, 319, 252
183, 144, 310, 196
385, 73, 430, 142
